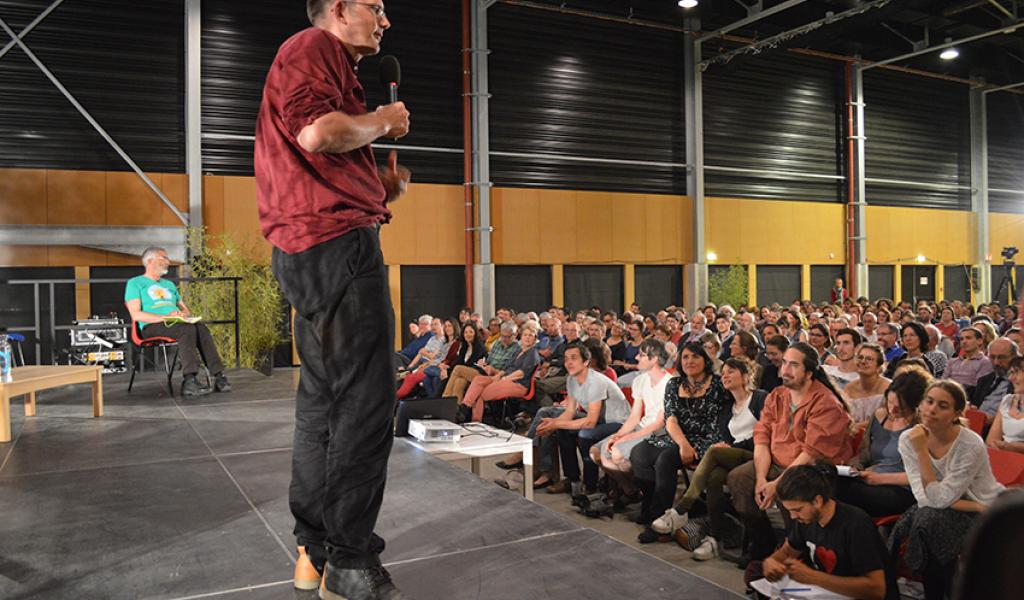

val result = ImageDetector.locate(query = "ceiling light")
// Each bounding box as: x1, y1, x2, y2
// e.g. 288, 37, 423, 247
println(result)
706, 251, 717, 262
678, 0, 699, 8
940, 38, 959, 61
916, 254, 927, 263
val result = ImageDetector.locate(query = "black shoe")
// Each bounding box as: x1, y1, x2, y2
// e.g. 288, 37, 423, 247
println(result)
637, 527, 661, 544
213, 372, 232, 393
495, 459, 523, 470
181, 374, 212, 397
454, 404, 472, 424
320, 564, 405, 600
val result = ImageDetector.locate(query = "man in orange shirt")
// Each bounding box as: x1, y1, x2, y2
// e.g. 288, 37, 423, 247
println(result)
727, 343, 853, 565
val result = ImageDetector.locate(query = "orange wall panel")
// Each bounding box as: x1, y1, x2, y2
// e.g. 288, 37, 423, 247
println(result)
161, 173, 189, 226
0, 168, 47, 224
990, 213, 1024, 261
106, 171, 165, 226
222, 176, 272, 262
46, 170, 106, 225
379, 184, 465, 265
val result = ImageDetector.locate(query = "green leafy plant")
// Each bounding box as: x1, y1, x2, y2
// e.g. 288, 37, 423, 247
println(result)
709, 265, 749, 309
183, 228, 286, 373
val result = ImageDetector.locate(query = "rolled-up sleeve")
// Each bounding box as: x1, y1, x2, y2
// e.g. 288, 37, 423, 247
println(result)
278, 36, 346, 137
801, 398, 852, 463
753, 392, 778, 447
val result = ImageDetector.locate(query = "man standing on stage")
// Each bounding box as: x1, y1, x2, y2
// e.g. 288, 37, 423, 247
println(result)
254, 1, 410, 598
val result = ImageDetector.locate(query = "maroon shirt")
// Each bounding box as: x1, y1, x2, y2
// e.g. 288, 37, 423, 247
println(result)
255, 27, 389, 254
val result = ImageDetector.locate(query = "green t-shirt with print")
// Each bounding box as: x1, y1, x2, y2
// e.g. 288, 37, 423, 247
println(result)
124, 275, 180, 328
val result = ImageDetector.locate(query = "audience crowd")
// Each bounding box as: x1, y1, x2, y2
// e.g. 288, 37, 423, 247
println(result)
395, 289, 1024, 600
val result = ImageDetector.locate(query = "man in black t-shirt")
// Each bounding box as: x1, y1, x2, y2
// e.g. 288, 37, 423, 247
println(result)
749, 463, 896, 600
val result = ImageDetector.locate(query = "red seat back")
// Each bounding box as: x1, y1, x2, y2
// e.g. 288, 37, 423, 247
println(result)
988, 447, 1024, 487
623, 387, 634, 407
966, 408, 986, 436
129, 319, 176, 347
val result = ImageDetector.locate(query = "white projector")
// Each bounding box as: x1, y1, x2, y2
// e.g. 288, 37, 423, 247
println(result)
408, 419, 462, 443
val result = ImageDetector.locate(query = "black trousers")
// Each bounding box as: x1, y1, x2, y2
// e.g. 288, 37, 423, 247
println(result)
143, 321, 224, 377
630, 440, 684, 522
835, 477, 916, 518
555, 422, 619, 491
272, 227, 395, 569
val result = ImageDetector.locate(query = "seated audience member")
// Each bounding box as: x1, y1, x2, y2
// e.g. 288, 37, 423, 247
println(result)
651, 357, 766, 560
759, 335, 789, 393
395, 317, 453, 399
643, 313, 658, 335
807, 323, 832, 365
593, 339, 675, 504
700, 332, 723, 373
483, 317, 501, 351
532, 320, 581, 408
539, 343, 630, 495
583, 336, 617, 382
715, 314, 736, 359
972, 318, 998, 349
429, 322, 486, 398
536, 315, 564, 360
837, 369, 930, 518
631, 343, 728, 543
986, 356, 1024, 454
936, 307, 960, 345
737, 312, 762, 344
924, 324, 949, 377
652, 325, 672, 343
124, 246, 231, 396
399, 314, 434, 364
458, 323, 541, 423
823, 327, 863, 389
999, 305, 1018, 335
885, 321, 935, 378
605, 320, 626, 364
727, 330, 763, 387
953, 488, 1024, 600
684, 313, 709, 345
877, 322, 904, 363
751, 462, 895, 600
613, 321, 645, 387
858, 310, 880, 344
757, 323, 782, 364
585, 319, 606, 343
892, 380, 1005, 600
782, 309, 808, 345
1005, 327, 1023, 350
943, 326, 993, 397
843, 343, 892, 426
727, 343, 853, 563
443, 321, 520, 403
703, 304, 718, 323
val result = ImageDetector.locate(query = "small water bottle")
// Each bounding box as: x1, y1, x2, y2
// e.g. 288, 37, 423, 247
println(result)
0, 334, 12, 383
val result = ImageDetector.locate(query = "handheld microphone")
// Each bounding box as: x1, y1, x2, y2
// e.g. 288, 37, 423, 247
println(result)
380, 55, 401, 104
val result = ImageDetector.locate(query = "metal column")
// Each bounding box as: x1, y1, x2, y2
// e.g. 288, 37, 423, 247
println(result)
185, 0, 203, 235
471, 0, 495, 318
970, 88, 991, 302
684, 19, 708, 310
852, 65, 869, 298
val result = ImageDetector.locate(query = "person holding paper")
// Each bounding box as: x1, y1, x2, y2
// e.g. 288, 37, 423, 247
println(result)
124, 246, 231, 396
749, 462, 896, 600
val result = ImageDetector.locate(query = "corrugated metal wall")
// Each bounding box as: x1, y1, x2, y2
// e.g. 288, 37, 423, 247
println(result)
703, 51, 842, 203
987, 93, 1024, 214
0, 0, 184, 172
201, 0, 463, 182
488, 4, 685, 193
864, 70, 971, 210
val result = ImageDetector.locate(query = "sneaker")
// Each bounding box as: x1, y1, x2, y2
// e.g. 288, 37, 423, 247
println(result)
294, 546, 324, 591
546, 478, 571, 494
213, 372, 232, 393
692, 536, 720, 561
181, 374, 212, 396
320, 564, 405, 600
651, 508, 688, 534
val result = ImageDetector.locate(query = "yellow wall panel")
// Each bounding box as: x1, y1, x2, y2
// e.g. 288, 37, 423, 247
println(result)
705, 197, 844, 265
160, 173, 189, 226
46, 170, 106, 225
990, 213, 1024, 261
203, 175, 226, 237
866, 206, 972, 265
575, 191, 615, 263
0, 168, 47, 224
537, 189, 578, 264
491, 187, 542, 264
380, 184, 465, 265
611, 195, 646, 264
221, 176, 271, 262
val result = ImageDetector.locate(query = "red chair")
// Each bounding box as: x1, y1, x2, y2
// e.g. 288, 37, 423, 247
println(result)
623, 387, 634, 408
128, 319, 179, 396
488, 368, 539, 429
966, 408, 987, 436
987, 447, 1024, 487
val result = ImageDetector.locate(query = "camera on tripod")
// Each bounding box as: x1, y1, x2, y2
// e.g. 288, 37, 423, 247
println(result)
1001, 246, 1019, 263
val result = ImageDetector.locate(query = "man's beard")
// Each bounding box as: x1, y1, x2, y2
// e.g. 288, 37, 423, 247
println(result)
158, 266, 169, 276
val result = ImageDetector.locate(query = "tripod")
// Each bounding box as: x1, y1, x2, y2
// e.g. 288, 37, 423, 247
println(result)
993, 261, 1017, 306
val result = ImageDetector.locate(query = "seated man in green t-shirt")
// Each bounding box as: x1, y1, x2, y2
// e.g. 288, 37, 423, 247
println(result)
124, 246, 231, 396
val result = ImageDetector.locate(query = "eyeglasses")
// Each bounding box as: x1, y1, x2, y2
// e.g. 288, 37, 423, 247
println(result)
809, 332, 825, 338
1010, 369, 1022, 377
343, 1, 386, 19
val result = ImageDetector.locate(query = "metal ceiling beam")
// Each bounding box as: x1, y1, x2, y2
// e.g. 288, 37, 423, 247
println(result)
0, 0, 63, 61
862, 19, 1024, 70
185, 0, 202, 235
696, 0, 808, 43
0, 226, 187, 262
984, 79, 1024, 92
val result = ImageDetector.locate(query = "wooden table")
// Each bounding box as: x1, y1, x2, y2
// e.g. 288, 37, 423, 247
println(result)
405, 423, 535, 501
0, 365, 104, 443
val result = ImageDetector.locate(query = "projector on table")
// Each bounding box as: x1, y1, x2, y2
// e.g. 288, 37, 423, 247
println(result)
408, 419, 462, 443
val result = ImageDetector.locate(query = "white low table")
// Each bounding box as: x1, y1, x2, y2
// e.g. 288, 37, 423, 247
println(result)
405, 423, 535, 501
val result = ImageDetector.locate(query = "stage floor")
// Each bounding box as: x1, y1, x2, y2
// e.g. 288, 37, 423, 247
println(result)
0, 369, 744, 600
